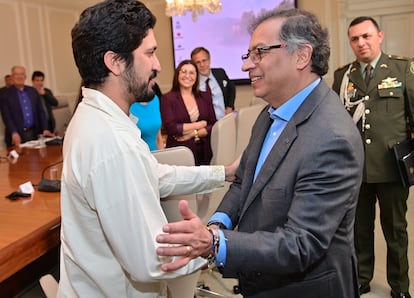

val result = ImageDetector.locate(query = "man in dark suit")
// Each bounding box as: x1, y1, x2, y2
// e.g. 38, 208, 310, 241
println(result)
191, 46, 236, 119
156, 9, 364, 298
332, 16, 414, 298
32, 70, 59, 132
0, 66, 53, 148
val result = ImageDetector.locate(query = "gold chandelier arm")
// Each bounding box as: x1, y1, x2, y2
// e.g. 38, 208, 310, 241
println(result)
166, 0, 222, 22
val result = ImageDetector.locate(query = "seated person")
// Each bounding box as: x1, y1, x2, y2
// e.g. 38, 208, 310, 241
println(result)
161, 60, 216, 165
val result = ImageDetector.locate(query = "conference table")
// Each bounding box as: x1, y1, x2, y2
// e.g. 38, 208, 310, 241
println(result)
0, 144, 62, 296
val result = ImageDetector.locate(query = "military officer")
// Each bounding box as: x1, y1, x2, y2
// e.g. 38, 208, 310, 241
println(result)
332, 16, 414, 298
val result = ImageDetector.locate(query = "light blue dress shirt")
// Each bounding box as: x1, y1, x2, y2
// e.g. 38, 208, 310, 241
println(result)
200, 74, 225, 119
209, 78, 321, 267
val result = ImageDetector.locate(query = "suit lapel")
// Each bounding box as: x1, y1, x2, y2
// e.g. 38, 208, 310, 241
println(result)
239, 81, 329, 219
348, 54, 392, 94
348, 62, 365, 92
239, 117, 298, 219
211, 68, 224, 91
242, 109, 271, 186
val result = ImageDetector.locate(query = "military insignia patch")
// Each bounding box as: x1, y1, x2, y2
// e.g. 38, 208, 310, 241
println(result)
347, 82, 357, 98
410, 62, 414, 75
378, 77, 402, 89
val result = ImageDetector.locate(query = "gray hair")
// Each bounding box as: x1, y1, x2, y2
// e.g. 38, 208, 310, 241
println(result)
249, 8, 330, 76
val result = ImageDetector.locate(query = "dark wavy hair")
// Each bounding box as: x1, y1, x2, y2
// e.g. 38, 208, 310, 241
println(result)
71, 0, 156, 87
249, 8, 330, 76
170, 59, 200, 96
31, 70, 44, 81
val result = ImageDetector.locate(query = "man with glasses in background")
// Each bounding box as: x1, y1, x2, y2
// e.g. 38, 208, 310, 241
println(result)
156, 8, 364, 298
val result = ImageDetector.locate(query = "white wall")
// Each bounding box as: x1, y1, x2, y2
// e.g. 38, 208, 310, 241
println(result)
0, 0, 84, 97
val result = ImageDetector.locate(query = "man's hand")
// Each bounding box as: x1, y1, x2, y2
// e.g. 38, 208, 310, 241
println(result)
43, 130, 55, 137
36, 86, 45, 95
225, 155, 241, 182
156, 200, 212, 272
11, 133, 21, 149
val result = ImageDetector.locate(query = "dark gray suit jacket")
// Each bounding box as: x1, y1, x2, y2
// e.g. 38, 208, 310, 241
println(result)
217, 80, 364, 297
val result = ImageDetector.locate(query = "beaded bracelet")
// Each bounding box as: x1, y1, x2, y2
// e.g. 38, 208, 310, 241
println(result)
203, 226, 220, 270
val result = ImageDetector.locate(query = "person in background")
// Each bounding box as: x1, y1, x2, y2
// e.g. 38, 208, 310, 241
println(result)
32, 70, 59, 133
130, 82, 164, 150
191, 46, 236, 119
60, 1, 237, 296
161, 59, 216, 165
332, 16, 414, 298
0, 65, 53, 148
0, 74, 13, 93
156, 8, 364, 298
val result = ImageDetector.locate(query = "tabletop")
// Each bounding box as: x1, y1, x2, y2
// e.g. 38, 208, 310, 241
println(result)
0, 144, 62, 282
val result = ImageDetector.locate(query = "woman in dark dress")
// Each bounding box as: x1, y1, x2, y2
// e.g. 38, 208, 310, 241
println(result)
161, 60, 216, 165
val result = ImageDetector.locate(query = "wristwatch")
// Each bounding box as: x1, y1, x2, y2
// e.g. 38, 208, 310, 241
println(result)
207, 221, 227, 230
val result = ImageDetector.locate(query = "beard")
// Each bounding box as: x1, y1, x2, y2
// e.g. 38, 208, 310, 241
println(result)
122, 63, 156, 103
139, 87, 156, 102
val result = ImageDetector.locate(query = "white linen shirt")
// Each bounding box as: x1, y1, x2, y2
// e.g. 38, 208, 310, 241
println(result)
58, 88, 224, 297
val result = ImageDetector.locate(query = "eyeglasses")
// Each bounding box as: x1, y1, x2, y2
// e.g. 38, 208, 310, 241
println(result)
180, 69, 196, 76
241, 44, 286, 63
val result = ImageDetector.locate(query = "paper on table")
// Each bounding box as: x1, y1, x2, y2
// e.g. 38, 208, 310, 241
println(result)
19, 137, 60, 149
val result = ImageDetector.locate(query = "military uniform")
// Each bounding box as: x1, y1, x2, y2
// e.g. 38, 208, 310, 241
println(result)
332, 53, 414, 294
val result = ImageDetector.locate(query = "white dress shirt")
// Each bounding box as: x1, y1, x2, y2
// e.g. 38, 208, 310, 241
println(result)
59, 88, 224, 297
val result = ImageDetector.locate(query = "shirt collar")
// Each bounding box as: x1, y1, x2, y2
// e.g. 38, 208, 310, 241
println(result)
268, 77, 321, 121
359, 52, 381, 70
200, 74, 213, 83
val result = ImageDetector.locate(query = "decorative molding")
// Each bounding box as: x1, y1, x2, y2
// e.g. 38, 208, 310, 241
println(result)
21, 3, 50, 80
44, 5, 80, 94
342, 0, 414, 17
0, 0, 26, 71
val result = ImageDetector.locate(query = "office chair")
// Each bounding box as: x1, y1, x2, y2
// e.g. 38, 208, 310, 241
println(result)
152, 146, 228, 298
39, 274, 58, 298
210, 112, 236, 166
235, 102, 267, 157
197, 113, 237, 224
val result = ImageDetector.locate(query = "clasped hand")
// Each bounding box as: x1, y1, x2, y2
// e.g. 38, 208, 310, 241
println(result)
156, 200, 212, 272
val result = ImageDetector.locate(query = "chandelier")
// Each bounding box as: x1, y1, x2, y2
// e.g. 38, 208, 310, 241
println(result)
165, 0, 222, 22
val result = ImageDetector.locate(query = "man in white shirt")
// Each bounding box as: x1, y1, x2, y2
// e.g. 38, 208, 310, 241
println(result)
59, 1, 237, 297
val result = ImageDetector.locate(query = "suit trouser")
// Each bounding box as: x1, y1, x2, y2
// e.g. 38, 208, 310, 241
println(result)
354, 182, 410, 292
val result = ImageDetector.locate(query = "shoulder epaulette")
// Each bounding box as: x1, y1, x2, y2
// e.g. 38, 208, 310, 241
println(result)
387, 54, 410, 61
